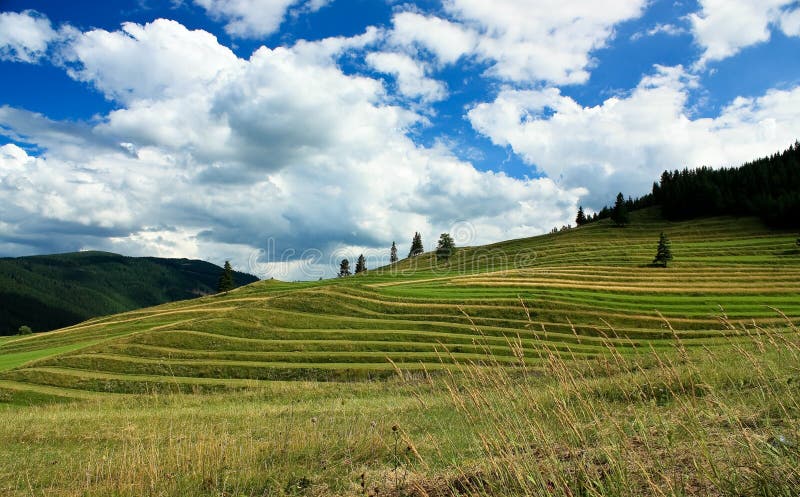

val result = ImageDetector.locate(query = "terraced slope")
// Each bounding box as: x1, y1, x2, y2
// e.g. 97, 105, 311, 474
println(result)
1, 210, 798, 400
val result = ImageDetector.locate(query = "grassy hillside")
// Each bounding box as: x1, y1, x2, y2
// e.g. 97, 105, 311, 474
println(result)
0, 209, 797, 392
0, 251, 258, 334
1, 211, 799, 496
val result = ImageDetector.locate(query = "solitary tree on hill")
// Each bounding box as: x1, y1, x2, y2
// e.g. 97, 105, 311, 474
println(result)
611, 192, 630, 227
390, 241, 398, 263
17, 325, 32, 335
575, 206, 587, 226
408, 232, 424, 257
355, 254, 367, 274
652, 232, 673, 267
338, 258, 351, 277
217, 260, 234, 292
436, 233, 456, 261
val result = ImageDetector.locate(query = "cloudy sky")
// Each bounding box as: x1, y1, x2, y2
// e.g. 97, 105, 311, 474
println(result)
1, 0, 799, 279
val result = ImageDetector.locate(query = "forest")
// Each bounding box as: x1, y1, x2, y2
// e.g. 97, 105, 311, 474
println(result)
585, 142, 800, 228
0, 251, 257, 335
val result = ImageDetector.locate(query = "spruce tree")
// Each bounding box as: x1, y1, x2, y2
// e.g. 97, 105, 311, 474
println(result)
611, 192, 630, 227
338, 259, 351, 277
217, 260, 234, 292
408, 232, 424, 257
436, 233, 455, 261
575, 206, 587, 226
652, 232, 673, 267
355, 254, 367, 274
390, 241, 398, 263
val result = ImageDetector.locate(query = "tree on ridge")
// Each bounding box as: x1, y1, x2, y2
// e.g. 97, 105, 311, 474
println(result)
408, 232, 424, 257
338, 259, 351, 277
576, 206, 587, 226
436, 233, 455, 262
611, 192, 630, 227
217, 260, 234, 292
355, 254, 367, 274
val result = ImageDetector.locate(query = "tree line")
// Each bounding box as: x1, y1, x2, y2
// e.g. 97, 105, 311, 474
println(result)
579, 141, 800, 228
338, 232, 456, 277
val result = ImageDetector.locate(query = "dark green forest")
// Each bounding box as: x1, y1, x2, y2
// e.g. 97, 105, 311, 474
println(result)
586, 142, 800, 228
0, 251, 258, 335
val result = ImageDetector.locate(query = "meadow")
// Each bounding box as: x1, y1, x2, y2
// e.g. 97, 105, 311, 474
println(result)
0, 209, 799, 496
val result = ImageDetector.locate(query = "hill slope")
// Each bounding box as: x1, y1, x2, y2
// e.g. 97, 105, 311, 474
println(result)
0, 251, 258, 335
0, 210, 798, 396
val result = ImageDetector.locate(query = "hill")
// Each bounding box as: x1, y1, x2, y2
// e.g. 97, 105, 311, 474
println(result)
1, 211, 799, 496
1, 209, 797, 391
0, 251, 258, 335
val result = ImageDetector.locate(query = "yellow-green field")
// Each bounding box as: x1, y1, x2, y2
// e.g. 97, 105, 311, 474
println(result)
1, 210, 799, 496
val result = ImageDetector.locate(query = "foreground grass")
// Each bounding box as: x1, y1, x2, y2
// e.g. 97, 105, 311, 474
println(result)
1, 317, 798, 497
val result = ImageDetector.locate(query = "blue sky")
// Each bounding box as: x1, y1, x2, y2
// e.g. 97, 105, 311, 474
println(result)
1, 0, 799, 279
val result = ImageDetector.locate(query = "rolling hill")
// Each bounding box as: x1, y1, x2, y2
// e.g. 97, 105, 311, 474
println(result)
0, 251, 259, 335
1, 209, 798, 396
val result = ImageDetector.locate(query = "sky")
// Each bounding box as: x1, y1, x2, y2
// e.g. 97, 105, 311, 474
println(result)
1, 0, 799, 279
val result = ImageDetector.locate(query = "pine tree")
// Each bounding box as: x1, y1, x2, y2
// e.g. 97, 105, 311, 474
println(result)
611, 192, 630, 227
652, 232, 673, 267
390, 241, 398, 263
355, 254, 367, 274
575, 206, 587, 226
338, 259, 351, 277
217, 260, 234, 292
436, 233, 456, 261
408, 232, 424, 257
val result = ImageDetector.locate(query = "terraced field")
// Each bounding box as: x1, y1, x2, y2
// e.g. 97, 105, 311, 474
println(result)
1, 210, 799, 401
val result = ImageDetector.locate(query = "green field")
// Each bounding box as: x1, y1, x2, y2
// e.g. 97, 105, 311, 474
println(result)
1, 210, 799, 496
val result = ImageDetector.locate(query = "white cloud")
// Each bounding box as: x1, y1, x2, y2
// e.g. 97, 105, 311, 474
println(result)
389, 12, 477, 65
365, 51, 447, 102
780, 8, 800, 37
468, 65, 800, 206
0, 10, 57, 62
0, 18, 582, 277
442, 0, 647, 84
689, 0, 798, 65
631, 23, 686, 41
386, 1, 647, 85
62, 19, 240, 103
193, 0, 330, 39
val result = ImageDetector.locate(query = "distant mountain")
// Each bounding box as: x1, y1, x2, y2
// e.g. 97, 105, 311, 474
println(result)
0, 251, 258, 335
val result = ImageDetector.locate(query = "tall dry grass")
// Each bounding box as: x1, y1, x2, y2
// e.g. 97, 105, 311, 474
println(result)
401, 310, 800, 497
1, 311, 799, 497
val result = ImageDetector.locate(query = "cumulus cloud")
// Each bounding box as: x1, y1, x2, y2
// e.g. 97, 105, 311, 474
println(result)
690, 0, 799, 65
0, 10, 57, 62
62, 19, 240, 103
468, 65, 800, 206
365, 51, 447, 102
780, 7, 800, 37
0, 17, 582, 277
392, 0, 647, 84
389, 12, 477, 65
193, 0, 330, 38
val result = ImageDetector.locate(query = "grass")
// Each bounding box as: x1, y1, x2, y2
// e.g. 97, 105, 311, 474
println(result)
0, 209, 799, 495
0, 320, 797, 496
0, 342, 107, 372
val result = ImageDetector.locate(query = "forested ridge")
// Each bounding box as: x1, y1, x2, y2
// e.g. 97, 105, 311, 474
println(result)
587, 142, 800, 228
0, 251, 257, 335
